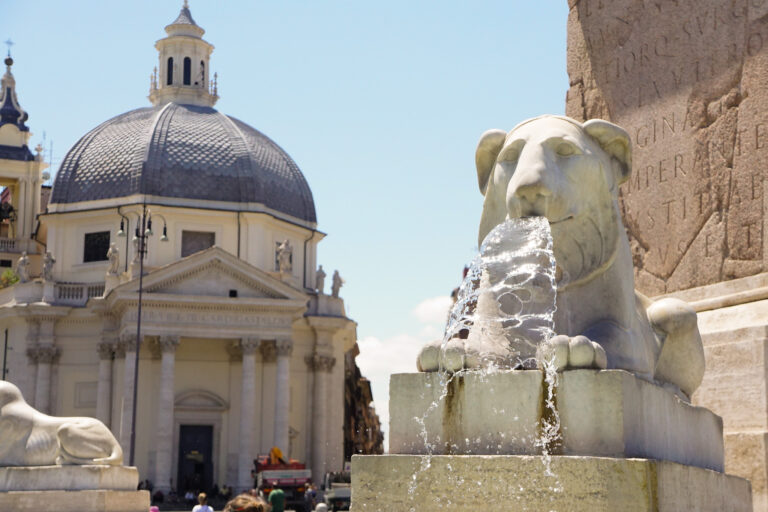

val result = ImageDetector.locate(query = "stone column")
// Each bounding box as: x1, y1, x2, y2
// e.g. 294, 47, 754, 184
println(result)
237, 337, 260, 492
306, 353, 336, 483
32, 345, 60, 414
155, 335, 179, 493
273, 338, 293, 454
96, 341, 114, 426
24, 318, 40, 404
24, 347, 38, 405
119, 334, 139, 455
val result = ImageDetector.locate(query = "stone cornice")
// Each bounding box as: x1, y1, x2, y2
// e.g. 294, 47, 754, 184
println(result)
105, 246, 309, 303
108, 295, 307, 318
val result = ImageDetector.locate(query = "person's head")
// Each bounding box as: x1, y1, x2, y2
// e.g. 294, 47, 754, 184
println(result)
198, 492, 208, 505
315, 503, 328, 512
223, 493, 267, 512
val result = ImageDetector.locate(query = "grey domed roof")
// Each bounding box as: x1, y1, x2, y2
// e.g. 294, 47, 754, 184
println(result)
50, 103, 316, 224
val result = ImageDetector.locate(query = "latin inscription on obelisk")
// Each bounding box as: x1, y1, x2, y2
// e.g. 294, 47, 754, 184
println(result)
566, 0, 768, 294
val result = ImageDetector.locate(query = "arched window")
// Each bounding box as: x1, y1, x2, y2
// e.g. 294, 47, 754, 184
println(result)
200, 60, 205, 86
167, 57, 174, 85
183, 57, 191, 85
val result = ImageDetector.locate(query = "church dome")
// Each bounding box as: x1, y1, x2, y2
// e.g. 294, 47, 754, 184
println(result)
49, 3, 316, 225
49, 102, 316, 223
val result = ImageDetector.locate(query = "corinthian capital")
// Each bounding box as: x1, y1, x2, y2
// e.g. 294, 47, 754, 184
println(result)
241, 337, 261, 356
34, 345, 61, 364
97, 342, 114, 360
159, 335, 180, 353
305, 353, 336, 373
259, 340, 276, 362
275, 339, 293, 357
119, 333, 139, 353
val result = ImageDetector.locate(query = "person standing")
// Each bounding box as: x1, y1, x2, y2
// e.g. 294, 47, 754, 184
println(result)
268, 488, 286, 512
192, 492, 214, 512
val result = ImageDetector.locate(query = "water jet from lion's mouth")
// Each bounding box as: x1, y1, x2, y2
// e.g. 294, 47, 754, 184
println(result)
443, 217, 558, 367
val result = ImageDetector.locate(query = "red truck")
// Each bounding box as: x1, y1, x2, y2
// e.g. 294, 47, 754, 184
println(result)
253, 452, 312, 512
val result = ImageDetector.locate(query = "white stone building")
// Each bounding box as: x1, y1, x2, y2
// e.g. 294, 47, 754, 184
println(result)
0, 3, 356, 494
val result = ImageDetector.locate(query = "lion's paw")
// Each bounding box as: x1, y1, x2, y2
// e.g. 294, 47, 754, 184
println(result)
417, 338, 487, 373
536, 335, 607, 371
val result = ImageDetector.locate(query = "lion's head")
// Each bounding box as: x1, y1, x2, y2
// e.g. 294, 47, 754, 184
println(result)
475, 115, 631, 287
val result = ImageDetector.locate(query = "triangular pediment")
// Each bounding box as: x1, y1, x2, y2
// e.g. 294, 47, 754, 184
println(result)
109, 246, 307, 301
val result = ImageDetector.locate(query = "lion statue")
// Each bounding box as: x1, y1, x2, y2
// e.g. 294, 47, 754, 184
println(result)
418, 115, 705, 400
0, 380, 123, 466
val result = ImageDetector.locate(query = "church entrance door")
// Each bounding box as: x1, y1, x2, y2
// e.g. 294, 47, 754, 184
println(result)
177, 424, 214, 493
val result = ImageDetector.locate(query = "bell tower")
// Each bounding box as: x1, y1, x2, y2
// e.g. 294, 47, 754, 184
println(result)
0, 50, 47, 258
149, 1, 218, 107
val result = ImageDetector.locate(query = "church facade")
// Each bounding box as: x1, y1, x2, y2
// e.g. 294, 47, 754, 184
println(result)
0, 4, 361, 494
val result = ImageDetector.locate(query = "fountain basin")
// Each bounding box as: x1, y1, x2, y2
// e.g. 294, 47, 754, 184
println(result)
351, 455, 751, 511
390, 369, 724, 471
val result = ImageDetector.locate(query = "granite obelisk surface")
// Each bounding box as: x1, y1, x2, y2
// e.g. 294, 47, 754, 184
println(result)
567, 2, 768, 509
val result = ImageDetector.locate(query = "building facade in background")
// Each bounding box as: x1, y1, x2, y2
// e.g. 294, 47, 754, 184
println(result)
0, 3, 382, 495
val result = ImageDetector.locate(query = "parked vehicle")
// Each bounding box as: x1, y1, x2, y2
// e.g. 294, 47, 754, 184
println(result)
253, 447, 311, 512
323, 471, 351, 511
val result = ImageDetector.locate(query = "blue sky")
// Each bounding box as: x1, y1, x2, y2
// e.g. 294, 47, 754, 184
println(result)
2, 0, 569, 449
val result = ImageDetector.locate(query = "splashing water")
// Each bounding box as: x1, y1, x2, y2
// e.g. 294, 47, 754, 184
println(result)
407, 218, 564, 504
442, 217, 557, 369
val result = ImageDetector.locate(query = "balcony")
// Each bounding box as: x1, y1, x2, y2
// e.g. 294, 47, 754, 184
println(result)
54, 282, 106, 306
0, 281, 106, 307
0, 237, 36, 254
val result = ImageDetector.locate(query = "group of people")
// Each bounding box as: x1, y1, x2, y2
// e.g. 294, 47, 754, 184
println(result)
165, 488, 330, 512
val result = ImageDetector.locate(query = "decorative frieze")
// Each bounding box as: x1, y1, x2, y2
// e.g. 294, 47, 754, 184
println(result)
122, 309, 294, 329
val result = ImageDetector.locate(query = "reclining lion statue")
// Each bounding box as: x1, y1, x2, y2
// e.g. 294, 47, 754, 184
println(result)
418, 115, 705, 400
0, 380, 123, 466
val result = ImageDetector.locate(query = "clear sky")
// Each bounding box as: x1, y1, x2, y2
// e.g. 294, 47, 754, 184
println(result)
2, 0, 569, 451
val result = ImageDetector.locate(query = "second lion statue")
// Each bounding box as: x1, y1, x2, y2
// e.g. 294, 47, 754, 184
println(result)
418, 115, 705, 400
0, 380, 123, 466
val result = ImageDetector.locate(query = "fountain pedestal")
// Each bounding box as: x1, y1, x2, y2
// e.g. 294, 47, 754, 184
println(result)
350, 370, 752, 511
0, 465, 149, 512
390, 370, 724, 469
352, 454, 751, 511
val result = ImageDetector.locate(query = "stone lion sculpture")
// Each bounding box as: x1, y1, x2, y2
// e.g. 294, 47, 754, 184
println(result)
418, 115, 705, 399
0, 381, 123, 466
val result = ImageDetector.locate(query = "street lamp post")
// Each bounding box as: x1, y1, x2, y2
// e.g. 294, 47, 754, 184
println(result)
118, 203, 168, 466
